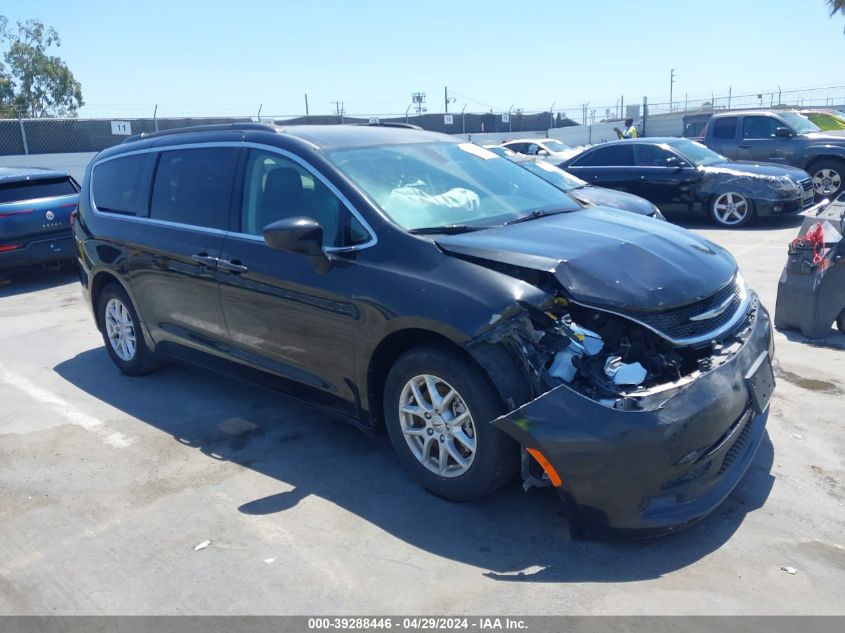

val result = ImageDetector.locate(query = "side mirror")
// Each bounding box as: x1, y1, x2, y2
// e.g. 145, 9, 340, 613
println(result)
263, 217, 324, 256
665, 156, 683, 170
774, 126, 794, 138
537, 149, 550, 157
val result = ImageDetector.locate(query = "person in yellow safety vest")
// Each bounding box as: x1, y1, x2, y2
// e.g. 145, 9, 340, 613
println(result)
614, 118, 638, 139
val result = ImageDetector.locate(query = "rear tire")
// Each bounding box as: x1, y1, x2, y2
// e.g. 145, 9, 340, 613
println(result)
837, 309, 845, 335
98, 283, 163, 376
383, 344, 519, 501
810, 159, 844, 199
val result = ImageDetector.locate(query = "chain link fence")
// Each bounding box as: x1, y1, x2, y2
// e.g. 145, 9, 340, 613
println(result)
2, 84, 845, 156
0, 111, 581, 156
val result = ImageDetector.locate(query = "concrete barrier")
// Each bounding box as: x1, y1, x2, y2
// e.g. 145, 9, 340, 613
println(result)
0, 152, 96, 183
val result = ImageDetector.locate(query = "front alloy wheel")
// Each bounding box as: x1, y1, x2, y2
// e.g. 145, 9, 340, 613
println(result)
711, 192, 752, 227
399, 374, 477, 477
383, 344, 518, 501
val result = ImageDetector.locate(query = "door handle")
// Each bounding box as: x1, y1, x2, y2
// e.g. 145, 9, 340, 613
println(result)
192, 253, 219, 266
638, 175, 646, 180
217, 259, 248, 274
739, 143, 751, 149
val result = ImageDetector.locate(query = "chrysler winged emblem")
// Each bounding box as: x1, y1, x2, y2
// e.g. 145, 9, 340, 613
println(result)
689, 294, 735, 321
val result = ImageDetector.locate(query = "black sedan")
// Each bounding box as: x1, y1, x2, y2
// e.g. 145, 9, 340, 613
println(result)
511, 157, 665, 220
560, 138, 815, 227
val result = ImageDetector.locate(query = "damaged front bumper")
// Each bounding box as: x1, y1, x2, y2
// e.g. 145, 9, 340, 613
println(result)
492, 296, 774, 535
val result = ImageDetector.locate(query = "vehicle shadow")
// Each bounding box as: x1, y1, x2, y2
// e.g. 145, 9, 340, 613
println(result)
0, 265, 78, 299
54, 348, 776, 583
778, 326, 845, 351
668, 212, 806, 231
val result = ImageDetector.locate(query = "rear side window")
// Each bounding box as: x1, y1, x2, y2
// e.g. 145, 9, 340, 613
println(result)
577, 144, 635, 166
0, 177, 77, 204
92, 154, 152, 215
150, 148, 238, 230
712, 117, 737, 139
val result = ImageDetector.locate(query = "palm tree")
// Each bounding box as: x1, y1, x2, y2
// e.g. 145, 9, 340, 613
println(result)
830, 0, 845, 15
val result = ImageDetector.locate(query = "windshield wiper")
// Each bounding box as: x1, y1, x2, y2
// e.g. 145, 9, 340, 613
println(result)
503, 208, 572, 226
408, 224, 490, 235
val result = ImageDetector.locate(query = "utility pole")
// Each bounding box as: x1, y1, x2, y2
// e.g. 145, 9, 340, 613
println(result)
669, 68, 676, 113
549, 102, 555, 129
331, 101, 344, 123
444, 87, 449, 113
304, 93, 309, 118
727, 86, 732, 110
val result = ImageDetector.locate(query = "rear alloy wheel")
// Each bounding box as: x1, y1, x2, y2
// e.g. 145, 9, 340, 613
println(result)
710, 192, 753, 228
98, 283, 163, 376
384, 345, 518, 501
811, 161, 843, 198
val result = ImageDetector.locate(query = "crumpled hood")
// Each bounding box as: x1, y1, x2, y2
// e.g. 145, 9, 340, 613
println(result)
704, 161, 809, 181
435, 208, 737, 312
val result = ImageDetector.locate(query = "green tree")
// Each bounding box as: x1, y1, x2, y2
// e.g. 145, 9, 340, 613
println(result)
830, 0, 845, 30
0, 16, 83, 118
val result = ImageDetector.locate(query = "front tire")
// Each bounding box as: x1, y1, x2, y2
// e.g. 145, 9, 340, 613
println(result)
810, 159, 844, 199
98, 283, 162, 376
709, 191, 754, 228
383, 345, 519, 501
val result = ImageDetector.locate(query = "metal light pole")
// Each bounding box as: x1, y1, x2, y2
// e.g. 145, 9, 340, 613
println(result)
669, 68, 676, 113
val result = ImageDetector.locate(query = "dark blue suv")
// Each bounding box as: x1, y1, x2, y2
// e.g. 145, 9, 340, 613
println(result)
0, 167, 79, 272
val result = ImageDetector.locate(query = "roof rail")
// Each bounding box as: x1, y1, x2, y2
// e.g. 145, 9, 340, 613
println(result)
121, 122, 280, 144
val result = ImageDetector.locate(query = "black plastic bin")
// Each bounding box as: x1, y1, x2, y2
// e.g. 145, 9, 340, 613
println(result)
774, 198, 845, 339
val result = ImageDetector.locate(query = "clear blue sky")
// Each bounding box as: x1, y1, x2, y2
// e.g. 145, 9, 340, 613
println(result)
3, 0, 845, 118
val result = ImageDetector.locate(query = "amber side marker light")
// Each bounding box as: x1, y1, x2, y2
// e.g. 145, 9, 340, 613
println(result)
525, 448, 563, 487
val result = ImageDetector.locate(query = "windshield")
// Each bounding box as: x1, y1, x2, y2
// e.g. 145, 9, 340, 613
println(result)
326, 142, 581, 231
667, 139, 727, 166
543, 140, 571, 153
779, 112, 820, 134
519, 160, 587, 192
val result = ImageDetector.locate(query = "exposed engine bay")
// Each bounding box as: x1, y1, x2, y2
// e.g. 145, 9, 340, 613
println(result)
480, 293, 755, 411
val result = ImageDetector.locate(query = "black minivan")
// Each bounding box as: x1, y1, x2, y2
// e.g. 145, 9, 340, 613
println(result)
75, 124, 775, 536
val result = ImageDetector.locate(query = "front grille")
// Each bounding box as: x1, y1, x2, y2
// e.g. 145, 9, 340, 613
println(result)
719, 413, 754, 474
625, 279, 744, 343
799, 178, 815, 208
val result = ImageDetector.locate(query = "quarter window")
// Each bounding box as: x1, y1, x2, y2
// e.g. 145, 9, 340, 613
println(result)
712, 117, 737, 140
241, 150, 370, 248
92, 155, 152, 215
149, 148, 238, 230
